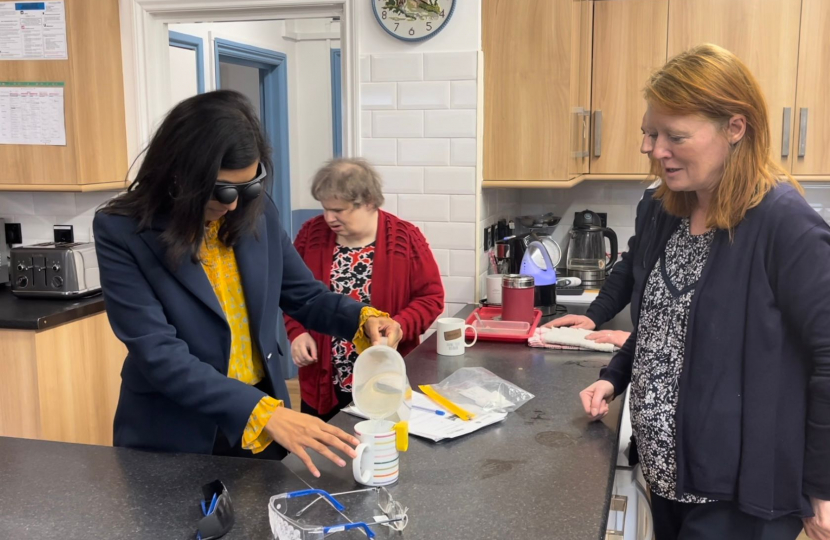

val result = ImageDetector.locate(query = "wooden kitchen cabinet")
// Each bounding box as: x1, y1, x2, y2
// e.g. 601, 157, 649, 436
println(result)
0, 313, 126, 445
590, 0, 668, 175
0, 0, 128, 191
792, 0, 830, 176
667, 0, 802, 170
483, 0, 592, 183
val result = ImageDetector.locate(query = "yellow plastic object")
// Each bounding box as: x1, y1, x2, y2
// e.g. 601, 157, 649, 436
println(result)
394, 421, 409, 452
418, 385, 475, 421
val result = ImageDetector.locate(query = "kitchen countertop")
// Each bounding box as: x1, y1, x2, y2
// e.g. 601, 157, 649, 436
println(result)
0, 302, 631, 539
282, 304, 631, 540
0, 285, 105, 330
0, 436, 313, 539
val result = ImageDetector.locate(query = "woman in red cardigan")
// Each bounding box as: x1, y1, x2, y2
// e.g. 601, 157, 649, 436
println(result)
285, 158, 444, 421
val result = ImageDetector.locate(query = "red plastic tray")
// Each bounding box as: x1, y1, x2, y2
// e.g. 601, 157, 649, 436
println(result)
464, 306, 542, 343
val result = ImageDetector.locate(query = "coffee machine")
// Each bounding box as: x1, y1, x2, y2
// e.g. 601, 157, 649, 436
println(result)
566, 210, 618, 288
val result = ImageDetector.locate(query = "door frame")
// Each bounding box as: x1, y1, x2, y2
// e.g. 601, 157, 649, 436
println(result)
118, 0, 360, 169
330, 47, 342, 157
214, 38, 292, 233
168, 30, 205, 94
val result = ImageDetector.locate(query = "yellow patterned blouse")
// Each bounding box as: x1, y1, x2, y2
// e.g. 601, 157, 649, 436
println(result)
200, 220, 385, 454
201, 220, 280, 453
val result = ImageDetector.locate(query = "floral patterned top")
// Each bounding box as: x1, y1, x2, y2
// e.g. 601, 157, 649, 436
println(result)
630, 218, 716, 503
329, 242, 375, 392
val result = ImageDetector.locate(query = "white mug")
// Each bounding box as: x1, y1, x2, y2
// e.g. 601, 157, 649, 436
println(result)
436, 317, 477, 356
486, 274, 503, 305
352, 420, 399, 486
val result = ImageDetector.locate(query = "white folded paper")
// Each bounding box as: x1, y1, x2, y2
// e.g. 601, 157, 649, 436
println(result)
341, 391, 507, 443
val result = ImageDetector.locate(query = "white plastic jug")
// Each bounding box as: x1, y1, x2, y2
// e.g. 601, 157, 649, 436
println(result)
352, 345, 407, 420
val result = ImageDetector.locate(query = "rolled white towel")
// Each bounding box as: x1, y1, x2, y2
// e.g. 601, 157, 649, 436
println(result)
541, 327, 616, 353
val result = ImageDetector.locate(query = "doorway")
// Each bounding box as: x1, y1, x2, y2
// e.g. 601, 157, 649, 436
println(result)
214, 38, 292, 234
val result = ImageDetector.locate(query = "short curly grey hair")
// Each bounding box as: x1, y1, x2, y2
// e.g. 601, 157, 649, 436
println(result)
310, 157, 385, 208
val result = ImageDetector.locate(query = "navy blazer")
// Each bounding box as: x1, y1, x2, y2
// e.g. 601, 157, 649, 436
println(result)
600, 184, 830, 518
93, 200, 364, 454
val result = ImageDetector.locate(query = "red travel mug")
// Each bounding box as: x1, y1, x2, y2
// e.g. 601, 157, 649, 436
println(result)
501, 274, 535, 324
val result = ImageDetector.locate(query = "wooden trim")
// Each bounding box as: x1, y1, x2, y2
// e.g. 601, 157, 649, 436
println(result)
481, 174, 830, 189
794, 176, 830, 182
482, 177, 586, 189
581, 174, 655, 182
0, 181, 127, 192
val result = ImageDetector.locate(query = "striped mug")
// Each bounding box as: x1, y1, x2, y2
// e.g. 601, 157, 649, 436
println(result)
352, 420, 400, 486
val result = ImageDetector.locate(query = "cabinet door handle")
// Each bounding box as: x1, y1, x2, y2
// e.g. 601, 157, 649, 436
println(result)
593, 110, 603, 157
781, 107, 791, 157
798, 108, 808, 157
571, 108, 590, 158
582, 109, 590, 157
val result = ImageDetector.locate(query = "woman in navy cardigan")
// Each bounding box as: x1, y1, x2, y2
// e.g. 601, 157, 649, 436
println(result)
579, 45, 830, 539
94, 91, 401, 477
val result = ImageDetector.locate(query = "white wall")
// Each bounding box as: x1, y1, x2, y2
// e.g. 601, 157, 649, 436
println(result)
291, 18, 341, 210
0, 192, 118, 245
353, 0, 483, 314
168, 45, 199, 106
480, 182, 830, 299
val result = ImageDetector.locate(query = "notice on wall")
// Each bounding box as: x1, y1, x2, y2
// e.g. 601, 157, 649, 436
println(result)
0, 82, 66, 145
0, 1, 67, 60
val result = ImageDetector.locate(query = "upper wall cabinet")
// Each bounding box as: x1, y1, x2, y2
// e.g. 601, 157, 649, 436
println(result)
483, 0, 592, 182
591, 0, 668, 175
0, 0, 128, 190
793, 0, 830, 176
483, 0, 830, 185
667, 0, 802, 170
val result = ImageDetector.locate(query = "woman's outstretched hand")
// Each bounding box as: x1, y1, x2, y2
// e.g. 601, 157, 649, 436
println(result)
265, 407, 359, 478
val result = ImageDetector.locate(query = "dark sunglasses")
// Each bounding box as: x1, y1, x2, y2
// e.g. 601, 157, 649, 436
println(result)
212, 163, 266, 205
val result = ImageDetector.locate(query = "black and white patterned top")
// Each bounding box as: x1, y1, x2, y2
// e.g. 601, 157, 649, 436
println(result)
329, 242, 375, 392
629, 218, 716, 503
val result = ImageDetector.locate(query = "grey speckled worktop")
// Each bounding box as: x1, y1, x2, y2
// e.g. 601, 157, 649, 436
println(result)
0, 437, 313, 539
282, 304, 631, 540
0, 303, 630, 540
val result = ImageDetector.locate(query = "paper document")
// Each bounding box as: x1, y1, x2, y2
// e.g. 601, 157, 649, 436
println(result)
342, 391, 507, 443
0, 82, 66, 145
0, 1, 67, 60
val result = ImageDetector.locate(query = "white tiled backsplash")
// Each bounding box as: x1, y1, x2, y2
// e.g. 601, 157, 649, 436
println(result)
0, 191, 117, 245
359, 51, 480, 321
479, 181, 830, 300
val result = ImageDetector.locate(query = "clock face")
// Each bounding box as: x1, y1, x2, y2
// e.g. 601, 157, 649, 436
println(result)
372, 0, 457, 42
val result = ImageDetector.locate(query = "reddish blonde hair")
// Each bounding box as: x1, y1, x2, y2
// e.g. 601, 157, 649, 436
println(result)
644, 44, 801, 231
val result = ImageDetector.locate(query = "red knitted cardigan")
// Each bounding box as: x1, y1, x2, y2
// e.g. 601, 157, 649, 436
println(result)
284, 210, 444, 414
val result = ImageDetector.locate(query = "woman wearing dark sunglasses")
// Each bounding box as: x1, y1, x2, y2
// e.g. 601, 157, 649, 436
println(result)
93, 90, 402, 477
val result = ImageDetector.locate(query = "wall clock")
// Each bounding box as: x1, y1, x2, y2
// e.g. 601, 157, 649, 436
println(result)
372, 0, 457, 42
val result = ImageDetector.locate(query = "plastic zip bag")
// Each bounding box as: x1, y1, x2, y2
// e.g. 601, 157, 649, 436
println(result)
427, 367, 534, 414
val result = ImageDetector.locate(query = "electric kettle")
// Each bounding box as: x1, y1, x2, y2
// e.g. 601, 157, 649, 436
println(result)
520, 240, 558, 316
566, 210, 618, 288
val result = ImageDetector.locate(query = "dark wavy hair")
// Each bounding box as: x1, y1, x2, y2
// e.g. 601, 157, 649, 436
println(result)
102, 90, 272, 265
